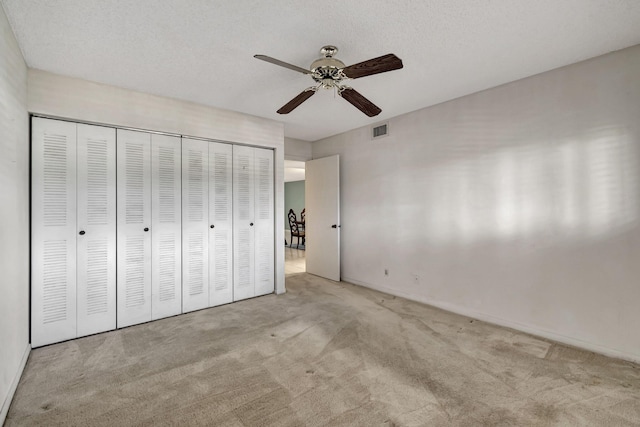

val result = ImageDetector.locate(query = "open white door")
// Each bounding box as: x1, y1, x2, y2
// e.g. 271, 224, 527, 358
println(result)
305, 155, 340, 281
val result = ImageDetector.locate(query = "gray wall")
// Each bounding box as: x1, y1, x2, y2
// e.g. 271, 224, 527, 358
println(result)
0, 5, 30, 422
285, 180, 305, 231
284, 137, 312, 161
313, 44, 640, 362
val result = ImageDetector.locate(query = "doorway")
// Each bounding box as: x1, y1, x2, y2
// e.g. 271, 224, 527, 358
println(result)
284, 160, 306, 275
283, 155, 341, 280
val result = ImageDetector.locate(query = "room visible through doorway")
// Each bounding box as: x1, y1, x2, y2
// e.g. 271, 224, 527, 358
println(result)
284, 160, 306, 275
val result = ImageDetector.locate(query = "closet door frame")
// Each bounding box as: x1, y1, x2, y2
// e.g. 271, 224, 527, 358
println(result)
31, 116, 280, 346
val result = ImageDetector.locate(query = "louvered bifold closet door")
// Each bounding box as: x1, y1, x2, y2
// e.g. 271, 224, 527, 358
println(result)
182, 138, 209, 312
209, 142, 233, 307
151, 134, 182, 320
117, 130, 152, 327
31, 118, 78, 347
76, 124, 116, 337
254, 148, 274, 296
233, 145, 256, 301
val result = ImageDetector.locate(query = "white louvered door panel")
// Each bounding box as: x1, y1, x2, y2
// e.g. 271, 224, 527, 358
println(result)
76, 124, 116, 337
233, 145, 255, 301
31, 118, 78, 347
254, 148, 274, 297
117, 129, 152, 327
151, 134, 182, 320
182, 138, 209, 312
209, 142, 233, 307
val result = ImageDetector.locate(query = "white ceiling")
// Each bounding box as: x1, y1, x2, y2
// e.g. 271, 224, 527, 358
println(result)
3, 1, 640, 142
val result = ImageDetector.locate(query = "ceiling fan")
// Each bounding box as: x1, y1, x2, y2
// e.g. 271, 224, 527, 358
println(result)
254, 45, 403, 117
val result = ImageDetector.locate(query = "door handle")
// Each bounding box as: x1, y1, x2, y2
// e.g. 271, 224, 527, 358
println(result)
250, 223, 254, 226
331, 224, 337, 228
79, 230, 85, 235
210, 225, 215, 228
144, 227, 149, 232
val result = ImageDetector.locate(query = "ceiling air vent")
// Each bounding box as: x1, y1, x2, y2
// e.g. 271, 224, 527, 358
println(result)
372, 122, 389, 139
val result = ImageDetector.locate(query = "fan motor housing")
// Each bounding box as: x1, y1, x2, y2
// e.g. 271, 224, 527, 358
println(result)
310, 57, 346, 86
310, 45, 347, 87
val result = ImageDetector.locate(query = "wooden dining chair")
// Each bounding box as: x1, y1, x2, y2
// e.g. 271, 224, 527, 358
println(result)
288, 208, 305, 248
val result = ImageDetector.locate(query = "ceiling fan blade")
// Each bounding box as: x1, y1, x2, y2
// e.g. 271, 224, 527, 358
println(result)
339, 88, 382, 117
277, 89, 316, 114
254, 54, 312, 75
342, 53, 403, 79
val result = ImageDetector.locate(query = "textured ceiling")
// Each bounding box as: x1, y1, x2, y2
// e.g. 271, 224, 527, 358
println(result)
3, 0, 640, 141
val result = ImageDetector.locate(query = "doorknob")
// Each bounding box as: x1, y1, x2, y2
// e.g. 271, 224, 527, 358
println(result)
331, 224, 337, 228
210, 225, 215, 228
250, 223, 254, 226
79, 230, 85, 235
144, 227, 149, 232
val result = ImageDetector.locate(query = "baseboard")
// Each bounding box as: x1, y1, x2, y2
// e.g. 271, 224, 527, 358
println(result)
342, 276, 640, 365
0, 343, 30, 426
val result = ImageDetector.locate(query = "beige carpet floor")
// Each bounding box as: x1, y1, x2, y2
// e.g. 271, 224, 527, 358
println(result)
6, 273, 640, 426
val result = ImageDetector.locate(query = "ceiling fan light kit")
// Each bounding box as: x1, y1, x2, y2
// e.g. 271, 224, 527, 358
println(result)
254, 45, 403, 117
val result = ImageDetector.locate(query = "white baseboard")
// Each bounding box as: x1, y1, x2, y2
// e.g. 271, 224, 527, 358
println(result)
342, 276, 640, 365
0, 343, 30, 425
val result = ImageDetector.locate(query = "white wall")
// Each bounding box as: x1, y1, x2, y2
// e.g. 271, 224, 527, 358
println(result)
0, 5, 30, 423
27, 69, 287, 295
313, 44, 640, 362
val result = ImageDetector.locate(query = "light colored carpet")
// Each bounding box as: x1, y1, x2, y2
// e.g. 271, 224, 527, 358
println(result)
6, 273, 640, 426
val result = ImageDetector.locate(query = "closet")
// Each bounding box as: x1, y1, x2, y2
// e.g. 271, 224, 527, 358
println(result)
181, 138, 235, 311
181, 139, 274, 311
31, 118, 116, 347
31, 117, 275, 346
117, 129, 182, 328
233, 145, 274, 301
